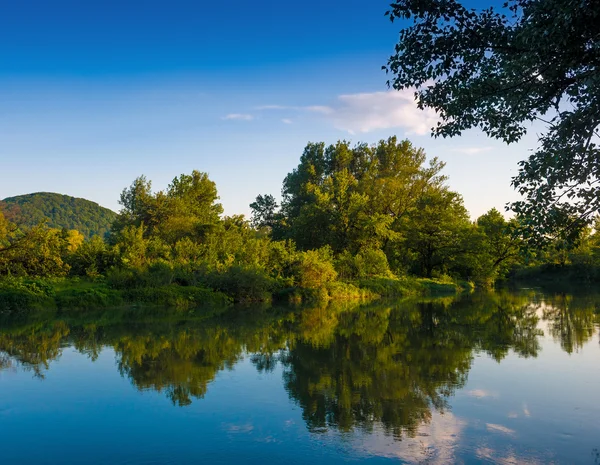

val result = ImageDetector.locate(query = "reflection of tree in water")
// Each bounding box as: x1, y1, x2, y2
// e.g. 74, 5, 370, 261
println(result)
281, 304, 471, 439
111, 308, 294, 406
541, 293, 599, 354
279, 293, 544, 439
0, 321, 70, 378
0, 290, 598, 433
115, 328, 244, 406
448, 291, 543, 361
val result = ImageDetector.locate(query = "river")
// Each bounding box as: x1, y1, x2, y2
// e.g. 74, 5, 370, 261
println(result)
1, 289, 599, 464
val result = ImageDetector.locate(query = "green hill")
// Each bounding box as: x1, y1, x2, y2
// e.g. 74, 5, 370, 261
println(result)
0, 192, 117, 239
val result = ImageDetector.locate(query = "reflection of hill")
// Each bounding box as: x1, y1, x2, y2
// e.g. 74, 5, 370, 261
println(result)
0, 290, 598, 435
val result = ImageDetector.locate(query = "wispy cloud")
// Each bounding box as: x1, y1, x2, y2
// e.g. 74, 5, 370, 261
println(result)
222, 113, 254, 121
257, 89, 437, 135
328, 90, 438, 135
451, 146, 494, 155
305, 105, 334, 115
256, 105, 288, 110
282, 118, 293, 124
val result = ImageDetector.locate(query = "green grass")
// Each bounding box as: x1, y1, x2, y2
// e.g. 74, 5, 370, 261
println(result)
0, 277, 232, 314
0, 272, 470, 315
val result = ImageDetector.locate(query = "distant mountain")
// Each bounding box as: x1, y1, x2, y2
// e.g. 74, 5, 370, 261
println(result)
0, 192, 117, 239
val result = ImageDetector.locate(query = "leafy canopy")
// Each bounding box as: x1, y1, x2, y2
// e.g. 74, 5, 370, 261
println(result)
385, 0, 600, 242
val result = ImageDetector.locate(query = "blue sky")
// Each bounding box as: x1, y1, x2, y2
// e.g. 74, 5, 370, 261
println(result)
0, 0, 536, 219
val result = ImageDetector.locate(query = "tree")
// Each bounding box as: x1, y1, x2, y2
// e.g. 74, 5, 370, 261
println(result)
475, 208, 523, 283
385, 0, 600, 243
249, 194, 279, 230
111, 170, 223, 245
269, 137, 446, 255
401, 188, 471, 277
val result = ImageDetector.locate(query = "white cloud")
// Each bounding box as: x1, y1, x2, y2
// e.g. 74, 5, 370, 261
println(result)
222, 113, 254, 121
328, 90, 438, 135
305, 105, 334, 115
282, 118, 293, 124
451, 146, 494, 155
255, 89, 438, 135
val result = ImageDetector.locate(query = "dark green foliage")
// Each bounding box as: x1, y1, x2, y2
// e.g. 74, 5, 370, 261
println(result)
68, 236, 117, 277
203, 266, 275, 303
0, 278, 55, 313
122, 286, 231, 309
54, 287, 124, 309
1, 193, 116, 239
385, 0, 600, 242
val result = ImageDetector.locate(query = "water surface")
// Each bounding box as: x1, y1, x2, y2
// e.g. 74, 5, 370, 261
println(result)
1, 290, 599, 464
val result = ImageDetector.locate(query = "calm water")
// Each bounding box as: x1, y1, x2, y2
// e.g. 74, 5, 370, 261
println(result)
1, 290, 599, 464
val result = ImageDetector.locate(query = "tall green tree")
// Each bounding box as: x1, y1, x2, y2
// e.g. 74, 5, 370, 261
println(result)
260, 137, 447, 256
401, 188, 472, 277
475, 208, 523, 281
385, 0, 600, 242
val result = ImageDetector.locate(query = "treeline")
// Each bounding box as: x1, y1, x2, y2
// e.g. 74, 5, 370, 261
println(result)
1, 136, 600, 309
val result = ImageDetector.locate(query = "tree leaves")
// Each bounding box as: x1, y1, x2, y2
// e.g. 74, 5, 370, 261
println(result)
385, 0, 600, 242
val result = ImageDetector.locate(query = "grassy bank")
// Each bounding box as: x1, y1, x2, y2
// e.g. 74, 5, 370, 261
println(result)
0, 273, 469, 315
0, 277, 231, 315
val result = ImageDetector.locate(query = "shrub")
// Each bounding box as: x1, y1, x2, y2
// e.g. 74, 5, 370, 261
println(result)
0, 277, 55, 313
293, 247, 337, 289
123, 285, 231, 309
105, 268, 137, 289
204, 266, 274, 302
354, 248, 392, 278
55, 287, 123, 309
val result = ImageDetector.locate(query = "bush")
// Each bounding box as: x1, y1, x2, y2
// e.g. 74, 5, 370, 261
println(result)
204, 266, 274, 302
0, 278, 55, 313
293, 247, 337, 289
123, 285, 231, 309
68, 236, 116, 277
334, 250, 358, 280
105, 268, 137, 289
354, 248, 392, 278
55, 287, 123, 309
325, 281, 376, 300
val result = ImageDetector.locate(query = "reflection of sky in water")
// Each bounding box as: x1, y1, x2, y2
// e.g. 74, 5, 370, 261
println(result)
0, 293, 599, 465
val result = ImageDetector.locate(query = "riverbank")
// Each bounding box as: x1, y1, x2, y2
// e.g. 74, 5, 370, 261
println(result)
509, 263, 600, 287
0, 275, 469, 314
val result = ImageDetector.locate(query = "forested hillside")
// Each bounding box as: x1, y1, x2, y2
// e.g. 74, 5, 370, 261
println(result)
0, 192, 116, 239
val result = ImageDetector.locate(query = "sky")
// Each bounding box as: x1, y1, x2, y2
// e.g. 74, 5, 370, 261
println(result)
0, 0, 539, 219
